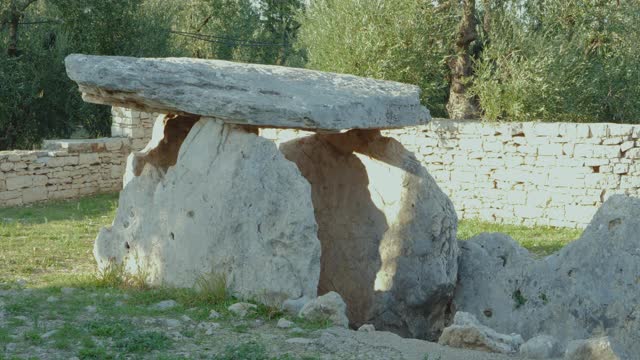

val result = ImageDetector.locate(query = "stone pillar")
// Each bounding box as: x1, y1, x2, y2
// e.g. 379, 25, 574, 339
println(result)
111, 107, 157, 151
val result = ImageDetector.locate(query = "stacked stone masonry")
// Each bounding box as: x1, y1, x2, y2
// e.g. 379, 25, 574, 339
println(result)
0, 138, 131, 207
2, 107, 639, 229
111, 107, 158, 152
263, 120, 640, 229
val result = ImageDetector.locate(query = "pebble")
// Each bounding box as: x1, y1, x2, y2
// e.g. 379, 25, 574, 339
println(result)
42, 330, 57, 339
6, 343, 17, 352
61, 287, 76, 295
277, 318, 294, 329
46, 296, 58, 303
85, 305, 97, 313
289, 327, 305, 335
358, 324, 375, 332
227, 302, 257, 317
114, 301, 125, 307
163, 318, 181, 328
286, 337, 314, 345
209, 310, 221, 319
151, 300, 178, 311
180, 315, 192, 322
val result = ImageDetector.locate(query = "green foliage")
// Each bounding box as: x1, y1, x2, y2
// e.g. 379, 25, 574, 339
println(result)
471, 0, 640, 123
297, 0, 458, 117
512, 289, 527, 309
194, 271, 229, 304
0, 0, 179, 149
172, 0, 305, 66
114, 330, 172, 353
0, 24, 74, 149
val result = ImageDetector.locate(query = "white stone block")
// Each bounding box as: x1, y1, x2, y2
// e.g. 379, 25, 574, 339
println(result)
6, 175, 33, 191
620, 141, 635, 153
589, 123, 609, 138
23, 186, 48, 203
538, 144, 563, 156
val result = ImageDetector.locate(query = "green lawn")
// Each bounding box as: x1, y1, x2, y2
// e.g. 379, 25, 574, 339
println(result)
458, 219, 583, 257
0, 193, 583, 358
0, 192, 582, 287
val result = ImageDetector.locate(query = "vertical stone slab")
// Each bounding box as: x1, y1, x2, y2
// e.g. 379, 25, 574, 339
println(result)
95, 117, 321, 306
280, 131, 458, 340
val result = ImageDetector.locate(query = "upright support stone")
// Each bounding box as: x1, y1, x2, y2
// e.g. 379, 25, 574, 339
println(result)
95, 117, 321, 306
280, 130, 458, 340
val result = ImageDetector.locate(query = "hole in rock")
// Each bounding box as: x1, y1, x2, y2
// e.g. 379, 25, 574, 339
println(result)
133, 114, 200, 177
124, 242, 130, 250
170, 232, 175, 240
592, 166, 600, 173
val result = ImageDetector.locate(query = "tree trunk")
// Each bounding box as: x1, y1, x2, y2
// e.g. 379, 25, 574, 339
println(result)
7, 3, 20, 57
446, 0, 480, 119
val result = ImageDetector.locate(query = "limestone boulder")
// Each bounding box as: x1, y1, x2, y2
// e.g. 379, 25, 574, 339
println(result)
565, 337, 620, 360
280, 130, 458, 340
453, 195, 640, 359
298, 291, 349, 328
94, 117, 321, 306
65, 54, 430, 131
438, 312, 524, 354
519, 335, 560, 359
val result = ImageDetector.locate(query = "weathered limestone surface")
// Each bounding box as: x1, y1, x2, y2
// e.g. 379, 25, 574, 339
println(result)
565, 337, 620, 360
298, 291, 349, 328
65, 55, 430, 131
453, 195, 640, 359
279, 130, 458, 340
0, 138, 130, 207
94, 117, 321, 306
438, 312, 524, 354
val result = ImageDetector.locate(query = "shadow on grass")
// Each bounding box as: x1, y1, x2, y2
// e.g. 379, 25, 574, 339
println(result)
0, 192, 119, 225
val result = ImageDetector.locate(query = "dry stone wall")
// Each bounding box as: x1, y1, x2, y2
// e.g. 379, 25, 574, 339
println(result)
263, 120, 640, 229
3, 107, 639, 229
0, 138, 131, 207
111, 107, 157, 152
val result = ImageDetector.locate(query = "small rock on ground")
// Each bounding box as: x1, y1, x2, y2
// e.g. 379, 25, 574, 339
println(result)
228, 302, 257, 317
358, 324, 375, 332
520, 335, 559, 359
564, 337, 620, 360
298, 292, 348, 328
438, 312, 523, 354
277, 318, 294, 329
151, 300, 178, 311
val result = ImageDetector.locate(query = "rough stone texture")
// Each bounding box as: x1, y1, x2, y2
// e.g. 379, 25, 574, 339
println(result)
281, 296, 310, 316
0, 138, 130, 207
94, 117, 320, 307
228, 303, 257, 318
263, 120, 640, 229
298, 292, 349, 328
453, 195, 640, 359
438, 312, 524, 354
520, 335, 560, 359
564, 337, 620, 360
279, 131, 458, 340
65, 54, 430, 131
6, 111, 640, 219
111, 107, 159, 151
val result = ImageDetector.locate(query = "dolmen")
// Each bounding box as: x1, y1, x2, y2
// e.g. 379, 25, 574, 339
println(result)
65, 54, 458, 340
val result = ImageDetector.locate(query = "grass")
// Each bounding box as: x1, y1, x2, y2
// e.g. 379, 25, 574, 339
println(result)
457, 218, 582, 256
0, 193, 584, 358
0, 193, 118, 286
0, 193, 582, 288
